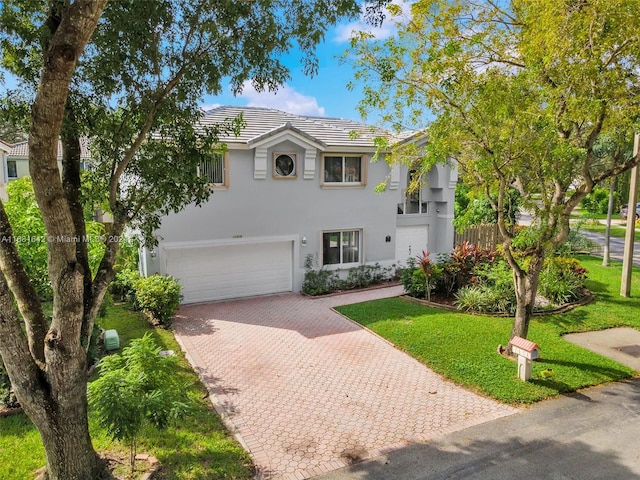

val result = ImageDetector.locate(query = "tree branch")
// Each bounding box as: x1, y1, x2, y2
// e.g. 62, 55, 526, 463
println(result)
0, 271, 48, 409
108, 67, 188, 211
0, 201, 48, 365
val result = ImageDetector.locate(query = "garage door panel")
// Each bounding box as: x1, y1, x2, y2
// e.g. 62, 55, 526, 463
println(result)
165, 241, 292, 303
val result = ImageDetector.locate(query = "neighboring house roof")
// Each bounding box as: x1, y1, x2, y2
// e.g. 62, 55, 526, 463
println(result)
199, 106, 388, 149
0, 140, 12, 153
8, 137, 92, 159
393, 130, 428, 147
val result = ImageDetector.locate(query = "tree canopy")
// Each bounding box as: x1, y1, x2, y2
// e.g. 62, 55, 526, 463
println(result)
0, 1, 389, 478
349, 0, 640, 342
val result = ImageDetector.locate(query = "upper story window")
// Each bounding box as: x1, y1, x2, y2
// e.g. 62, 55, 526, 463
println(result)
198, 152, 227, 187
398, 169, 427, 214
322, 155, 364, 185
322, 229, 361, 266
273, 153, 297, 178
7, 160, 17, 179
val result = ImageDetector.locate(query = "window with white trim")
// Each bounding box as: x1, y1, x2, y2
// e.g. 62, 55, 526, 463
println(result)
322, 230, 361, 265
398, 169, 427, 214
198, 152, 226, 186
7, 160, 17, 179
323, 155, 363, 184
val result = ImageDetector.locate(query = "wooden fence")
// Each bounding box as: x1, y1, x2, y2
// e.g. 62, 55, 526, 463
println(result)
454, 224, 501, 250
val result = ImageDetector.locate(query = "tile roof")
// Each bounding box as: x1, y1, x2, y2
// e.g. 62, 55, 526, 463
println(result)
198, 106, 389, 149
8, 138, 91, 159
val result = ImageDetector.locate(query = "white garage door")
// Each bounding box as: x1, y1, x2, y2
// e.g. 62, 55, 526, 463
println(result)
396, 225, 429, 265
165, 241, 293, 303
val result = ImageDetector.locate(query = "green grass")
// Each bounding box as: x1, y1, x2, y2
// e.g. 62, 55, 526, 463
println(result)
0, 304, 253, 480
571, 208, 612, 220
336, 256, 640, 405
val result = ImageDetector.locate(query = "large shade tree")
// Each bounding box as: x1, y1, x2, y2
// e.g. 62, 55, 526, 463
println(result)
0, 1, 388, 479
349, 0, 640, 347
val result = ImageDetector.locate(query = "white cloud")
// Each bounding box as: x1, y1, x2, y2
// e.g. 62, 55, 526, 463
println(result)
200, 103, 222, 112
334, 1, 412, 43
237, 82, 326, 116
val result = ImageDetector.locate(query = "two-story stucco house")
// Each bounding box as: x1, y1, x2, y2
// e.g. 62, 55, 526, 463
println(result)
140, 106, 457, 304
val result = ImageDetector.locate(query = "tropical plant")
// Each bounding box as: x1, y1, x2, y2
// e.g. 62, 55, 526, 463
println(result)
88, 334, 191, 473
415, 250, 440, 301
538, 257, 588, 305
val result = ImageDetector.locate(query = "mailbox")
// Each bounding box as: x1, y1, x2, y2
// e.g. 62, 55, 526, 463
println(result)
510, 336, 540, 381
103, 329, 120, 351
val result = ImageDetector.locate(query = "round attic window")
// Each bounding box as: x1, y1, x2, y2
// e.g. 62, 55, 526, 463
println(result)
275, 154, 295, 176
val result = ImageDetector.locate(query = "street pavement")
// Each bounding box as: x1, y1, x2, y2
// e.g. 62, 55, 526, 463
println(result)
315, 379, 640, 480
579, 228, 640, 266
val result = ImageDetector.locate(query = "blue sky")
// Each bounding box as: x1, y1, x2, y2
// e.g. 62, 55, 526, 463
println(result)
0, 3, 407, 126
200, 3, 408, 124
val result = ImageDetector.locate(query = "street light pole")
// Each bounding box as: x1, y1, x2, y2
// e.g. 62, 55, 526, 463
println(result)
621, 133, 640, 297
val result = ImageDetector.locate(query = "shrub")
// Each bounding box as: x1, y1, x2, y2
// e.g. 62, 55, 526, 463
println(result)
303, 256, 393, 295
454, 286, 486, 312
580, 186, 617, 216
555, 224, 598, 256
538, 257, 587, 305
448, 241, 498, 291
134, 275, 183, 326
339, 263, 391, 290
110, 268, 141, 302
454, 284, 514, 314
302, 254, 339, 295
400, 258, 424, 298
88, 334, 191, 473
0, 360, 20, 410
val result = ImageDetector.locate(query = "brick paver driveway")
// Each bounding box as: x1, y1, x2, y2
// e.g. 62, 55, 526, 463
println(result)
173, 286, 518, 480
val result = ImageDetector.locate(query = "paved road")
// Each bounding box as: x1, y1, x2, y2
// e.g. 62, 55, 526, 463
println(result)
580, 229, 640, 266
520, 212, 640, 266
315, 379, 640, 480
173, 287, 517, 480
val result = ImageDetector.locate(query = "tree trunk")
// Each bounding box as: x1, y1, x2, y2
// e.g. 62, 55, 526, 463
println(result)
23, 374, 112, 480
509, 252, 545, 342
0, 3, 110, 480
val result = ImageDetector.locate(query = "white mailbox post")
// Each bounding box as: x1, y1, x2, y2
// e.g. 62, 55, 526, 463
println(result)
510, 336, 540, 381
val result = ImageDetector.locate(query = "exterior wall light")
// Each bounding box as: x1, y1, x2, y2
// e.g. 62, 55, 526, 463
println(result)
301, 236, 307, 246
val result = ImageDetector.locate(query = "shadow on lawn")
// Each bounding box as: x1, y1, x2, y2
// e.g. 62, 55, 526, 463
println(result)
536, 357, 632, 380
150, 425, 253, 480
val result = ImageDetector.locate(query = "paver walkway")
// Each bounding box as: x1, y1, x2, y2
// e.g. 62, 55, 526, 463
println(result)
173, 286, 518, 480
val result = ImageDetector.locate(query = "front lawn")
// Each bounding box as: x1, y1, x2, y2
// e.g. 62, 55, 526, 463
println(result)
336, 256, 640, 404
0, 303, 253, 480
